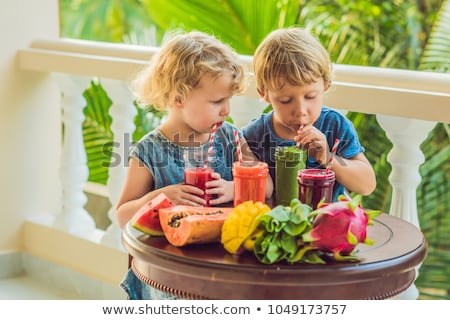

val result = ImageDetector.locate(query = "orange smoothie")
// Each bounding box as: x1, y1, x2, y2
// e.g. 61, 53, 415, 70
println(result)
233, 161, 268, 206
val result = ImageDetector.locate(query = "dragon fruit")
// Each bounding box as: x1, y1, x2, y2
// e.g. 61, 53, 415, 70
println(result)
302, 195, 380, 261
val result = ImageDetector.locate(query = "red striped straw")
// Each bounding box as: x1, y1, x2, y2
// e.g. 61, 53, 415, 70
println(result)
204, 123, 218, 168
234, 129, 243, 163
208, 123, 217, 155
326, 138, 340, 171
296, 124, 304, 148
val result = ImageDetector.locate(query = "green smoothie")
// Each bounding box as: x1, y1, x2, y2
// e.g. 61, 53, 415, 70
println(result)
275, 146, 306, 206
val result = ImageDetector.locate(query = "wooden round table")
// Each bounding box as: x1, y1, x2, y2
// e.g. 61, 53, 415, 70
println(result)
122, 213, 427, 300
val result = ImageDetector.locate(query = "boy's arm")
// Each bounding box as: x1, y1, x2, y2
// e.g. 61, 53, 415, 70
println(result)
265, 174, 274, 198
331, 153, 376, 196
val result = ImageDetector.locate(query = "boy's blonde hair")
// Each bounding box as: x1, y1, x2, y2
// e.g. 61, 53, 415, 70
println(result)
253, 27, 332, 93
133, 31, 246, 110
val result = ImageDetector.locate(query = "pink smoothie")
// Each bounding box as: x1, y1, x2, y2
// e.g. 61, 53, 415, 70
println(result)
297, 169, 335, 209
184, 167, 213, 205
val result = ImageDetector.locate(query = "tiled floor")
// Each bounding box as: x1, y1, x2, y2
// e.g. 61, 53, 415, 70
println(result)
0, 276, 82, 300
0, 252, 126, 300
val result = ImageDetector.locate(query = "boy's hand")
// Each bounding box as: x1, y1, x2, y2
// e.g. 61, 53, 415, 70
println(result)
294, 125, 329, 166
205, 172, 234, 205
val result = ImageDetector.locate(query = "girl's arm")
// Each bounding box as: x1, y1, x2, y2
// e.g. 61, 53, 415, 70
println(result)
115, 158, 157, 228
116, 158, 207, 228
331, 153, 376, 195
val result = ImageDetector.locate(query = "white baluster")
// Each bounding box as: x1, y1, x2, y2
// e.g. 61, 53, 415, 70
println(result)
376, 115, 436, 227
376, 114, 436, 300
100, 79, 136, 249
54, 74, 96, 236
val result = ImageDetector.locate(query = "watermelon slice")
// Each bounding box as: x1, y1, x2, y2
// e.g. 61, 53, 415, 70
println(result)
131, 193, 174, 236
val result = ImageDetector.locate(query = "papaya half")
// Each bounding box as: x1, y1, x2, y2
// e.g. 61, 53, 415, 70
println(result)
131, 193, 174, 236
159, 206, 233, 247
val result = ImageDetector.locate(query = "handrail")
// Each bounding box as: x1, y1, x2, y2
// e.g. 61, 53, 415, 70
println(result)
18, 38, 450, 123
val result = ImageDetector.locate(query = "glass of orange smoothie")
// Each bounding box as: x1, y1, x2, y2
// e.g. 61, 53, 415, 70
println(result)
233, 161, 268, 207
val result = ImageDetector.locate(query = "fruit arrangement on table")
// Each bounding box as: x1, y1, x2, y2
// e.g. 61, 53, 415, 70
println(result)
131, 193, 380, 264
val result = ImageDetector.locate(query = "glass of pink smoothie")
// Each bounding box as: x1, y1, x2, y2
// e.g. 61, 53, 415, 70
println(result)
297, 168, 335, 209
183, 149, 214, 205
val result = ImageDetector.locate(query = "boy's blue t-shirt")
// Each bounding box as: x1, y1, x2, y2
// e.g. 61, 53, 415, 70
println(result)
242, 107, 364, 201
122, 121, 241, 300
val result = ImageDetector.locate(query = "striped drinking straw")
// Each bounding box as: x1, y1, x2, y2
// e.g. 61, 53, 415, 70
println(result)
204, 123, 218, 168
326, 138, 340, 171
234, 129, 243, 163
296, 124, 304, 148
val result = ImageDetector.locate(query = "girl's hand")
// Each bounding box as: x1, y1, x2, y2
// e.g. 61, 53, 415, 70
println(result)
159, 184, 208, 206
294, 125, 329, 166
205, 172, 234, 205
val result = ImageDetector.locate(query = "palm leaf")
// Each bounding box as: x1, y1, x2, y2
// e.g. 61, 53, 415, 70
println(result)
132, 104, 166, 142
82, 81, 164, 185
60, 0, 154, 42
420, 0, 450, 72
140, 0, 300, 54
82, 80, 113, 185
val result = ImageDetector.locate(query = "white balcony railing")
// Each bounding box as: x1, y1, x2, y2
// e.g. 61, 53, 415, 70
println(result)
16, 38, 450, 299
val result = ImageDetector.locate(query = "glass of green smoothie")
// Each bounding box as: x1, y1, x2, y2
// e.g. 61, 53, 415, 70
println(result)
274, 146, 306, 206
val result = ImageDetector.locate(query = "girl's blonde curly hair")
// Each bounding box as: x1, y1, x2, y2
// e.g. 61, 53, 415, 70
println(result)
132, 30, 246, 110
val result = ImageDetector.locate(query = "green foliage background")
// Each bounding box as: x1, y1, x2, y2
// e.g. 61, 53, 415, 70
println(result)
60, 0, 450, 299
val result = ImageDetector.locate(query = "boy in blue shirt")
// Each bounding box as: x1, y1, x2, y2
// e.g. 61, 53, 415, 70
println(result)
242, 27, 376, 201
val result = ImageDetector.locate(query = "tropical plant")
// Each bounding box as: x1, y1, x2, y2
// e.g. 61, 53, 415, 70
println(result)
139, 0, 301, 54
81, 80, 165, 185
59, 0, 159, 42
415, 0, 450, 299
60, 0, 168, 185
82, 80, 113, 184
59, 0, 449, 299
